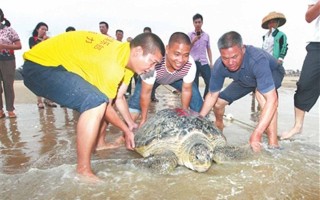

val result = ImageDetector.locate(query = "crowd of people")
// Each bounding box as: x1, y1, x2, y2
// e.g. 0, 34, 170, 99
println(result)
0, 0, 319, 180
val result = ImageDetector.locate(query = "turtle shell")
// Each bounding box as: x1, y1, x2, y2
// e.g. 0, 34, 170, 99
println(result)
134, 108, 227, 172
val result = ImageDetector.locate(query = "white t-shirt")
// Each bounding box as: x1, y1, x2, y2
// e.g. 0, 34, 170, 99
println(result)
262, 28, 276, 55
308, 0, 320, 42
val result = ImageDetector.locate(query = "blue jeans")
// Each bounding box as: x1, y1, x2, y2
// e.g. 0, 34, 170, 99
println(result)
194, 61, 211, 99
128, 78, 203, 112
22, 61, 108, 113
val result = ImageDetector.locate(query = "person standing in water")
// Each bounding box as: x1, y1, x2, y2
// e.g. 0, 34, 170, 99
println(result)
0, 8, 22, 118
281, 0, 320, 140
199, 31, 285, 152
28, 22, 57, 108
22, 31, 165, 180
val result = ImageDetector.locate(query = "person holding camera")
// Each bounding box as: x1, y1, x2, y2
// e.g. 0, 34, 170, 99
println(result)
281, 0, 320, 140
28, 22, 58, 108
188, 13, 213, 99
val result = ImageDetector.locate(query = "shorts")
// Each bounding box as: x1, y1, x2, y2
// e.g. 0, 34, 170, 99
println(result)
219, 82, 255, 105
22, 60, 108, 113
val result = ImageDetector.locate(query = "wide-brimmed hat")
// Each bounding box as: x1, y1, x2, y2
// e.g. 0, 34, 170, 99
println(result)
261, 11, 286, 29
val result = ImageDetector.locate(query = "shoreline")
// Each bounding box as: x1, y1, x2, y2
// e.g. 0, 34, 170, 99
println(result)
13, 76, 299, 104
223, 75, 298, 88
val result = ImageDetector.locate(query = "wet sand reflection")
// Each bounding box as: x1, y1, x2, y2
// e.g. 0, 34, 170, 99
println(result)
0, 118, 30, 174
0, 83, 319, 199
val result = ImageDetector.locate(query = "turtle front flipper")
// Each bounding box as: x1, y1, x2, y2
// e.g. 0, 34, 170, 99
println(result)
212, 144, 254, 163
132, 151, 179, 174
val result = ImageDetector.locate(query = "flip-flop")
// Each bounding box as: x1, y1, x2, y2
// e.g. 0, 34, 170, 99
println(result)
0, 111, 5, 118
37, 102, 45, 109
8, 112, 16, 118
44, 99, 57, 107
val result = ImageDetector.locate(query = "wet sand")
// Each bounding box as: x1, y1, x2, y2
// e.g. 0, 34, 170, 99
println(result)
1, 76, 319, 199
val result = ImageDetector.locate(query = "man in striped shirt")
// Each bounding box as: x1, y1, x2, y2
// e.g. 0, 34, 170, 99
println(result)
128, 32, 203, 126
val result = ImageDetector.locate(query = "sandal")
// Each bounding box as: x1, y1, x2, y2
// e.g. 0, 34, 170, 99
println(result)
172, 90, 180, 94
8, 111, 16, 118
37, 102, 45, 109
0, 110, 5, 118
44, 99, 57, 107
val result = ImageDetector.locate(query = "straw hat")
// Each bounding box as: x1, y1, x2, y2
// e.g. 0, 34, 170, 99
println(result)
261, 11, 286, 29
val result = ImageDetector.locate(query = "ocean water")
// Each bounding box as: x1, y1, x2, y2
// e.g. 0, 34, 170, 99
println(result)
0, 86, 319, 199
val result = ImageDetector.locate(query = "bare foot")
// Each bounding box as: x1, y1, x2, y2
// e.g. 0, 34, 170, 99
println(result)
214, 121, 224, 131
114, 135, 125, 145
76, 166, 102, 183
250, 141, 262, 152
267, 133, 279, 148
280, 127, 302, 140
130, 112, 140, 122
76, 172, 103, 184
95, 142, 121, 151
249, 133, 262, 152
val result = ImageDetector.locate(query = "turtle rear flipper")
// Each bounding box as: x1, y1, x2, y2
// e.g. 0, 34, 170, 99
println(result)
132, 151, 179, 174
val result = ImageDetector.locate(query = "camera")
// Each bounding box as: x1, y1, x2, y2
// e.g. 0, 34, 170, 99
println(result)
196, 31, 201, 36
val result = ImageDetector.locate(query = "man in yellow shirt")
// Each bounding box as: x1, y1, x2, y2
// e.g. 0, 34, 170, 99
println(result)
22, 30, 165, 180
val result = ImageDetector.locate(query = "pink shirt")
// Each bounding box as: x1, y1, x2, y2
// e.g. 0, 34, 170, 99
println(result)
188, 31, 211, 65
0, 25, 20, 59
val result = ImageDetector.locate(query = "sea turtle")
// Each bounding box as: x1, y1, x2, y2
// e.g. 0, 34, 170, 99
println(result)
133, 108, 252, 174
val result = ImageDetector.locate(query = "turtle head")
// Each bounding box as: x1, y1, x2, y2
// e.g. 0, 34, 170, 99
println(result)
183, 143, 213, 172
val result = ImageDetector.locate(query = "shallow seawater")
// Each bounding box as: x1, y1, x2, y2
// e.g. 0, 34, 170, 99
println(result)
0, 87, 319, 199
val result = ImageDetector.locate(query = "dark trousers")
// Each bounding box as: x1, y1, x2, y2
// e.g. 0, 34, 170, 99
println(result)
194, 61, 211, 99
294, 42, 320, 112
127, 73, 138, 95
0, 59, 16, 111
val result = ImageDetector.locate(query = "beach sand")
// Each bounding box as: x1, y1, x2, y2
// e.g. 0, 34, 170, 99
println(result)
1, 75, 319, 199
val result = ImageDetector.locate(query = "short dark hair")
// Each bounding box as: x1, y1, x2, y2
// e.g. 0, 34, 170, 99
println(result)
217, 31, 243, 49
99, 21, 109, 29
130, 32, 165, 57
168, 32, 191, 47
66, 26, 76, 32
193, 13, 203, 22
143, 27, 152, 33
116, 29, 123, 34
